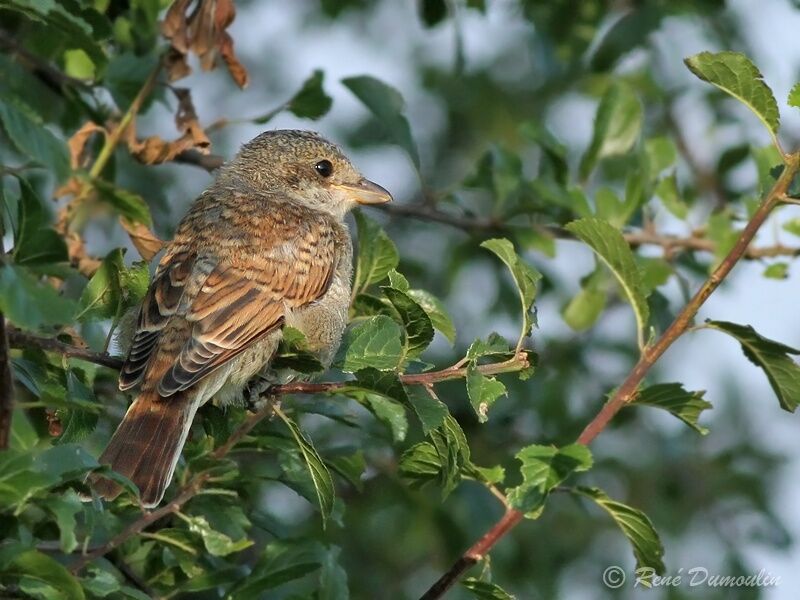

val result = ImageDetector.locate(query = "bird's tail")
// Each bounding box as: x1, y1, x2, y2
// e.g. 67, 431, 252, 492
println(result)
90, 390, 200, 508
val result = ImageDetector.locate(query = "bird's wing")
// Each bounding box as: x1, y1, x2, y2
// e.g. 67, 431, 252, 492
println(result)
119, 216, 339, 396
119, 250, 206, 391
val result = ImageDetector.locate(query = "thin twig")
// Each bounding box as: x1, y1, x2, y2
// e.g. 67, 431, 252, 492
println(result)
419, 154, 800, 599
7, 327, 123, 370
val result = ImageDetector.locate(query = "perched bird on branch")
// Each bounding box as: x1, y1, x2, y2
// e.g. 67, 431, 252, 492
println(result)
90, 130, 392, 507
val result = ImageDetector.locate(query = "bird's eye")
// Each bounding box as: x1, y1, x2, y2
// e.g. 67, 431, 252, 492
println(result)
314, 159, 334, 178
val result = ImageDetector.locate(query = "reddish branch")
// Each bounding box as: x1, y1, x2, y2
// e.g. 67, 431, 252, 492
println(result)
418, 155, 800, 598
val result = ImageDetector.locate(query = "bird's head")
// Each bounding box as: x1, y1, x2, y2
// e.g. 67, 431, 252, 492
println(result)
225, 129, 392, 219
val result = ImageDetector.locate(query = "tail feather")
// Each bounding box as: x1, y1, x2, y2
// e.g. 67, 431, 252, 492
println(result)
91, 391, 199, 508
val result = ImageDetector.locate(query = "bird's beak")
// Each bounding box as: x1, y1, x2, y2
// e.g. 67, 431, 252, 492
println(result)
335, 178, 393, 205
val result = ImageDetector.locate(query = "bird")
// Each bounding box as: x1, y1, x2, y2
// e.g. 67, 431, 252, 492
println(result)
90, 129, 392, 507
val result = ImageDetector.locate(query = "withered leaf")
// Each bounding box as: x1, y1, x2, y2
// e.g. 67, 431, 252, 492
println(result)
120, 217, 164, 261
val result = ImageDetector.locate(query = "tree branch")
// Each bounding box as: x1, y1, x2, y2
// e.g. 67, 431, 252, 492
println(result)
7, 327, 123, 370
0, 313, 14, 450
419, 154, 800, 598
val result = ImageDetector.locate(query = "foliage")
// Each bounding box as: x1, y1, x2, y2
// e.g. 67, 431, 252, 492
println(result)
1, 1, 800, 599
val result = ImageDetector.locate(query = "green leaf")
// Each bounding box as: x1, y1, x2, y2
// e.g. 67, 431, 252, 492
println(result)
405, 385, 448, 434
182, 514, 253, 557
42, 490, 83, 553
383, 286, 434, 358
287, 69, 333, 119
565, 218, 650, 347
763, 262, 789, 279
632, 383, 712, 435
12, 178, 68, 265
579, 83, 643, 180
480, 239, 542, 348
336, 315, 404, 372
398, 441, 441, 488
705, 320, 800, 412
319, 545, 349, 600
463, 578, 516, 600
429, 415, 471, 498
8, 550, 85, 600
93, 180, 152, 225
466, 365, 506, 423
407, 288, 456, 344
655, 173, 688, 219
0, 265, 75, 330
350, 368, 411, 441
275, 410, 335, 528
1, 0, 109, 67
789, 82, 800, 109
684, 51, 780, 146
353, 210, 399, 294
562, 286, 606, 332
0, 97, 70, 180
342, 75, 420, 167
507, 444, 593, 517
77, 249, 124, 321
466, 333, 511, 361
57, 370, 99, 443
574, 486, 666, 574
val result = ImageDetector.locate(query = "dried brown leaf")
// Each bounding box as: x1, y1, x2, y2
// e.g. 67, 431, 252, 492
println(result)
161, 0, 193, 53
164, 47, 192, 82
120, 218, 164, 261
219, 31, 248, 88
67, 122, 106, 169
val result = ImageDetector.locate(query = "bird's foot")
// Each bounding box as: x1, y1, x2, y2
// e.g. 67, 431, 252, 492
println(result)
244, 375, 276, 412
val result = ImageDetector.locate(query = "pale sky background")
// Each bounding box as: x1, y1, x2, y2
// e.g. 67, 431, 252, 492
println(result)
133, 1, 800, 597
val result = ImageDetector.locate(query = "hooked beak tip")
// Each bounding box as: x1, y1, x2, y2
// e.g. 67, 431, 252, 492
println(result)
336, 178, 393, 205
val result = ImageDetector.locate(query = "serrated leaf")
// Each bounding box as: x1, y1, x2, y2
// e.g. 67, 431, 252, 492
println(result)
466, 333, 511, 361
579, 82, 643, 180
789, 82, 800, 109
42, 490, 82, 553
574, 486, 666, 574
706, 320, 800, 412
407, 288, 455, 344
463, 578, 516, 600
349, 369, 410, 441
77, 249, 124, 321
405, 385, 448, 434
466, 365, 506, 423
93, 180, 152, 225
507, 444, 592, 517
336, 315, 404, 372
633, 383, 712, 435
342, 75, 420, 167
181, 514, 253, 556
383, 286, 434, 358
430, 415, 470, 498
353, 210, 399, 294
57, 370, 99, 443
566, 218, 650, 347
398, 441, 441, 488
8, 550, 85, 600
287, 69, 333, 119
12, 178, 68, 265
0, 98, 70, 180
685, 51, 780, 145
480, 239, 542, 348
0, 265, 75, 330
276, 410, 335, 528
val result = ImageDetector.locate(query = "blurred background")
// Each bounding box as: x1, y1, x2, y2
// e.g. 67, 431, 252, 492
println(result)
5, 0, 800, 598
127, 2, 800, 596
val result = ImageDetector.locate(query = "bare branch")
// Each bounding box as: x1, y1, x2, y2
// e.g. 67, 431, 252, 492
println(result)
7, 327, 123, 370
